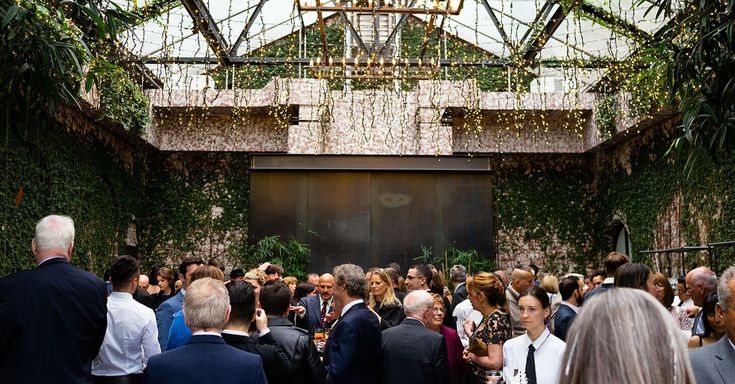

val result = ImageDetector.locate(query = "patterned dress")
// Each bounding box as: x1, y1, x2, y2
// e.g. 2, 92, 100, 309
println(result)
468, 309, 512, 384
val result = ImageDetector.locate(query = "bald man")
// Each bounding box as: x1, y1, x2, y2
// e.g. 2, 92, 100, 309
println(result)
296, 274, 336, 334
506, 266, 534, 336
686, 266, 718, 336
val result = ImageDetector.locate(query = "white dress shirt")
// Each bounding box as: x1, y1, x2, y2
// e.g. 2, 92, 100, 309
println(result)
92, 292, 161, 376
502, 328, 566, 384
452, 299, 483, 347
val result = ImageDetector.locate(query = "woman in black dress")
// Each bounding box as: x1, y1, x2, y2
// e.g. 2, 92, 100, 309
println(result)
152, 267, 175, 310
368, 269, 405, 330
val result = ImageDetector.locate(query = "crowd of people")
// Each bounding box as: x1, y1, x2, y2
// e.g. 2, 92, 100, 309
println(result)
1, 214, 734, 384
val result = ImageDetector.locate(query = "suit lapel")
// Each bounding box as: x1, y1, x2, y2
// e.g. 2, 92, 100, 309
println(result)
714, 337, 735, 383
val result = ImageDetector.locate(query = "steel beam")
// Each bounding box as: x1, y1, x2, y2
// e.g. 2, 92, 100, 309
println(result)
229, 0, 268, 56
180, 0, 231, 65
520, 3, 568, 64
479, 0, 514, 53
338, 12, 370, 56
578, 1, 652, 43
378, 0, 419, 57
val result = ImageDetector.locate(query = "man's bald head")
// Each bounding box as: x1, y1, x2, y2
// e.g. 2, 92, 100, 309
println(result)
138, 274, 150, 290
318, 273, 335, 301
511, 266, 534, 294
686, 267, 717, 307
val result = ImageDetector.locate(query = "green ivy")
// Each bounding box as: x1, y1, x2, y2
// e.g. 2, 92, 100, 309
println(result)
595, 93, 618, 140
90, 59, 151, 134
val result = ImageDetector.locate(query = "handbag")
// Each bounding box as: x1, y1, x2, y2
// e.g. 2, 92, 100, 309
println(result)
467, 336, 489, 356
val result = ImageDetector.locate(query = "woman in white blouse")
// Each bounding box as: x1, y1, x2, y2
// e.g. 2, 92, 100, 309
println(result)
501, 286, 566, 384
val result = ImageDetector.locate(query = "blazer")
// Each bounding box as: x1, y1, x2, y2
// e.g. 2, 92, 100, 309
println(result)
133, 287, 155, 309
155, 289, 184, 351
381, 317, 451, 384
452, 283, 467, 313
689, 336, 735, 384
323, 301, 381, 384
373, 302, 406, 330
0, 258, 108, 383
266, 316, 326, 384
222, 331, 295, 384
552, 303, 577, 341
297, 295, 335, 334
142, 334, 267, 384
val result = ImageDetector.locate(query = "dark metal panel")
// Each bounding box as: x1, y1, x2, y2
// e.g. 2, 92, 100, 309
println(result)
249, 168, 494, 273
370, 173, 436, 269
250, 155, 492, 172
305, 172, 372, 273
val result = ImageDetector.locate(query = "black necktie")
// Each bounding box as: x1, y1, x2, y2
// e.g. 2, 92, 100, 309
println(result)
526, 344, 537, 384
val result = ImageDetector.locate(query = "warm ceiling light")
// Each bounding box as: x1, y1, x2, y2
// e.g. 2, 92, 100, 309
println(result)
296, 0, 464, 15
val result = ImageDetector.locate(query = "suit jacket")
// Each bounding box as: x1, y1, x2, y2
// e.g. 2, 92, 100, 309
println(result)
0, 258, 108, 383
689, 336, 735, 384
452, 283, 467, 313
133, 287, 155, 309
142, 334, 267, 384
381, 317, 451, 384
298, 295, 335, 334
266, 316, 326, 384
323, 301, 381, 384
155, 289, 184, 351
552, 303, 577, 341
223, 331, 295, 384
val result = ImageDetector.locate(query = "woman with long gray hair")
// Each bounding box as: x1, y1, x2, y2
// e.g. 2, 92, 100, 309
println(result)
559, 288, 696, 384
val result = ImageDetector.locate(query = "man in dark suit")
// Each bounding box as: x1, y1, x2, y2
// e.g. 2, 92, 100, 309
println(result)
585, 251, 629, 301
142, 277, 267, 384
223, 281, 294, 384
381, 290, 450, 384
155, 257, 202, 350
553, 275, 584, 341
689, 265, 735, 384
294, 273, 336, 334
450, 265, 467, 313
261, 281, 327, 384
323, 264, 381, 384
0, 215, 108, 383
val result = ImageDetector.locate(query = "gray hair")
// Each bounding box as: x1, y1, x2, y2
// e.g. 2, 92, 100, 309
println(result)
184, 277, 230, 332
718, 266, 735, 312
560, 288, 695, 384
333, 264, 367, 299
403, 290, 433, 318
450, 265, 467, 282
34, 215, 75, 251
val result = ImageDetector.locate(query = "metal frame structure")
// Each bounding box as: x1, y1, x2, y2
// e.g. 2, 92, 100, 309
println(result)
104, 0, 677, 88
639, 241, 735, 275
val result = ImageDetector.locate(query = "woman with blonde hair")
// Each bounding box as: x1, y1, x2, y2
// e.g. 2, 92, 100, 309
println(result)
560, 288, 696, 384
462, 272, 512, 384
368, 269, 405, 329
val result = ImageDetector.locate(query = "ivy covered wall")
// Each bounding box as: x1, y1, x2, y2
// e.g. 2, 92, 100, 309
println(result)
0, 110, 148, 276
136, 152, 250, 270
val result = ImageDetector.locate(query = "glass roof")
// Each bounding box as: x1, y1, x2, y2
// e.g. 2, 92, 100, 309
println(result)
108, 0, 675, 91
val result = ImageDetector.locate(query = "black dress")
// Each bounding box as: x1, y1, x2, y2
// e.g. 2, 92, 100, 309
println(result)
373, 302, 406, 330
152, 290, 175, 310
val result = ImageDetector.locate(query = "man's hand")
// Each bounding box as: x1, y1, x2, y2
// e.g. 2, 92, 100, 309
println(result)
289, 305, 306, 315
258, 262, 272, 272
687, 306, 700, 318
254, 309, 268, 333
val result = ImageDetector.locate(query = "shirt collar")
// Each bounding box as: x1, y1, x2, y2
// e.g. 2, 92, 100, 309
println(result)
109, 291, 134, 300
222, 330, 250, 337
561, 301, 580, 313
603, 277, 615, 285
341, 299, 364, 316
192, 331, 222, 337
319, 296, 333, 307
37, 256, 66, 266
729, 337, 735, 353
525, 327, 552, 350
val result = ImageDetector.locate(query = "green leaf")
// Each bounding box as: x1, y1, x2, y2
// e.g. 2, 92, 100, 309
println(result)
1, 4, 18, 28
